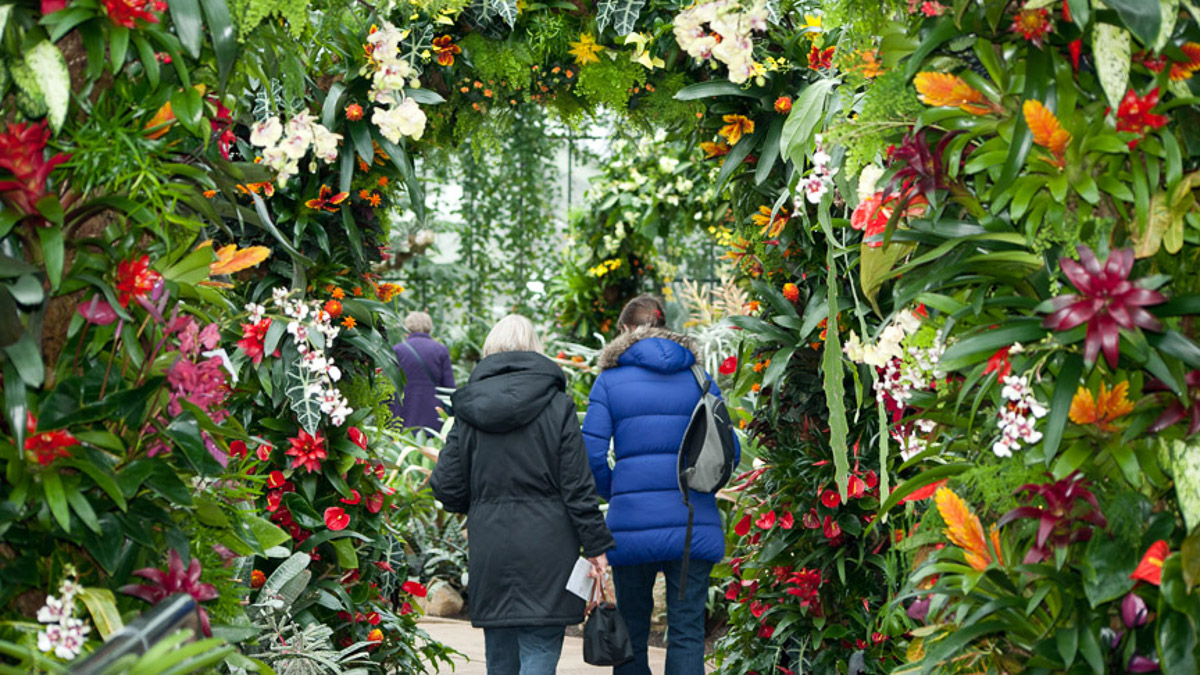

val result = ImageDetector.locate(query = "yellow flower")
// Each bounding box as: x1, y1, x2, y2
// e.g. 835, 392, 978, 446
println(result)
718, 115, 755, 146
569, 34, 604, 66
801, 14, 822, 40
626, 32, 665, 71
1069, 381, 1135, 432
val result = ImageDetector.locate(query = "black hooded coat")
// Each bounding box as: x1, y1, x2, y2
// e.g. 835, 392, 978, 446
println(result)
430, 351, 614, 628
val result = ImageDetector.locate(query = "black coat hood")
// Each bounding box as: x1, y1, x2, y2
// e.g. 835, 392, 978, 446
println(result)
451, 351, 566, 433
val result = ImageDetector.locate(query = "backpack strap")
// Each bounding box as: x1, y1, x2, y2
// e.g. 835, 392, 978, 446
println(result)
679, 361, 707, 601
401, 340, 440, 386
690, 363, 708, 391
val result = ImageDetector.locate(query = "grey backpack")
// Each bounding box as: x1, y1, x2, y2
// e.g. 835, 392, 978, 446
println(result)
676, 364, 737, 597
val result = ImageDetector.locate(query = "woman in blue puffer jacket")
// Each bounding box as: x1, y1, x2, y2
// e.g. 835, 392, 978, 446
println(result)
583, 295, 738, 675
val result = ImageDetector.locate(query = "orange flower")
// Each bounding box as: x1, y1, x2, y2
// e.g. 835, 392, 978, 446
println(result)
345, 103, 364, 121
1131, 540, 1169, 586
378, 176, 389, 187
913, 72, 992, 115
752, 359, 770, 373
331, 287, 345, 299
352, 286, 363, 296
751, 205, 789, 237
432, 35, 461, 67
324, 299, 343, 318
210, 244, 271, 276
1169, 42, 1200, 81
202, 189, 217, 198
250, 570, 266, 589
358, 189, 371, 200
782, 283, 799, 302
375, 282, 403, 302
935, 487, 996, 571
700, 141, 731, 159
358, 158, 371, 173
774, 96, 792, 114
341, 316, 357, 329
368, 193, 382, 207
306, 184, 349, 212
1069, 381, 1135, 431
718, 115, 755, 146
857, 48, 883, 78
1023, 99, 1071, 167
751, 383, 762, 392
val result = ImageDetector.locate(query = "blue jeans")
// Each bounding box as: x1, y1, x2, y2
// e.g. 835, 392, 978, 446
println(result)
483, 625, 565, 675
612, 559, 713, 675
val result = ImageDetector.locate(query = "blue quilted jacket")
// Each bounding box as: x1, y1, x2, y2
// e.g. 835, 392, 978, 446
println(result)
582, 327, 738, 566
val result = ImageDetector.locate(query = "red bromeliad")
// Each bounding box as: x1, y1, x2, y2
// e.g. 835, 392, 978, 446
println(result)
1115, 88, 1168, 149
0, 120, 71, 221
115, 255, 163, 308
996, 472, 1107, 564
121, 550, 219, 636
1041, 246, 1165, 369
102, 0, 165, 28
1147, 370, 1200, 436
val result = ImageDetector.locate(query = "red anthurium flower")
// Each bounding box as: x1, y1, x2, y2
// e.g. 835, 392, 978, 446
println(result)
305, 184, 349, 213
324, 507, 350, 531
1041, 246, 1166, 369
847, 476, 866, 499
734, 513, 753, 536
286, 430, 328, 473
266, 491, 283, 513
758, 623, 775, 639
340, 489, 362, 505
725, 584, 740, 601
822, 515, 841, 539
719, 356, 738, 375
863, 470, 878, 490
121, 550, 218, 636
984, 346, 1013, 379
1116, 88, 1169, 149
749, 600, 769, 618
374, 560, 396, 572
0, 120, 71, 219
820, 489, 841, 509
402, 580, 428, 598
366, 492, 384, 514
348, 427, 369, 450
268, 471, 287, 489
115, 256, 162, 308
802, 509, 820, 529
779, 511, 795, 530
756, 510, 776, 530
1131, 540, 1170, 586
256, 444, 273, 461
229, 440, 247, 459
366, 611, 381, 625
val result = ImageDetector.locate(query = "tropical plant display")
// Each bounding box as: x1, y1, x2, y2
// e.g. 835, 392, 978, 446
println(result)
5, 0, 1200, 671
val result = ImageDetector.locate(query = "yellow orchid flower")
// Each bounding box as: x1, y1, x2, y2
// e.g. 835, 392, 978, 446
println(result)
625, 32, 665, 71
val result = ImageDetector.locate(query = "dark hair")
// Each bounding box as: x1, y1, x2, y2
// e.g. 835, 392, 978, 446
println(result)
617, 295, 667, 331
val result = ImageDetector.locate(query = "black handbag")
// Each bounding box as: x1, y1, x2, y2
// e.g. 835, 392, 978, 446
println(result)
583, 579, 634, 666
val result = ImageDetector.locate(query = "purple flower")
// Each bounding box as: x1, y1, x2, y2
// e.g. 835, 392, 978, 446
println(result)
77, 296, 118, 325
1041, 246, 1166, 369
166, 357, 229, 424
1147, 370, 1200, 436
996, 472, 1107, 564
884, 128, 959, 198
1121, 592, 1148, 628
1128, 655, 1160, 672
121, 550, 219, 636
907, 596, 931, 622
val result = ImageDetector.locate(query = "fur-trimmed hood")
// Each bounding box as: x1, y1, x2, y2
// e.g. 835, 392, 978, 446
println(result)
597, 326, 701, 372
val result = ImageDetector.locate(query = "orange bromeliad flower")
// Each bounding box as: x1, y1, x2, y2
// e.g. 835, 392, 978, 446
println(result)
718, 115, 755, 146
209, 244, 271, 276
913, 72, 993, 115
1023, 99, 1071, 167
1169, 43, 1200, 81
306, 185, 349, 213
1069, 381, 1135, 431
432, 35, 461, 67
935, 486, 1001, 571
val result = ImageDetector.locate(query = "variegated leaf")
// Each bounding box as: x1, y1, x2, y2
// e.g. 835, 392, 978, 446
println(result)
1093, 22, 1130, 110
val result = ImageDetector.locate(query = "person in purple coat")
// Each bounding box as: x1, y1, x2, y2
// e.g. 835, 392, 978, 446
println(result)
391, 311, 455, 432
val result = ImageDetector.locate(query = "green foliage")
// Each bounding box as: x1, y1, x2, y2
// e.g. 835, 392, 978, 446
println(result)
828, 67, 922, 177
951, 462, 1043, 520
460, 34, 535, 92
230, 0, 312, 39
574, 55, 646, 112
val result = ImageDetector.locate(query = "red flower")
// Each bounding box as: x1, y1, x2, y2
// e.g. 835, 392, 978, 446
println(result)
899, 479, 948, 504
348, 426, 369, 450
1115, 88, 1168, 149
365, 611, 381, 625
807, 44, 834, 70
286, 430, 328, 473
756, 510, 776, 530
324, 507, 350, 531
1042, 246, 1166, 369
725, 584, 740, 601
268, 470, 288, 489
102, 0, 162, 28
115, 255, 162, 308
719, 356, 738, 375
758, 623, 775, 639
1011, 8, 1052, 48
749, 600, 769, 618
1147, 371, 1200, 436
774, 96, 792, 114
0, 120, 71, 219
1131, 540, 1170, 586
820, 489, 840, 508
266, 491, 283, 513
238, 318, 272, 365
782, 283, 799, 302
847, 475, 866, 499
822, 515, 841, 539
802, 509, 820, 529
432, 35, 462, 67
402, 580, 428, 597
400, 601, 414, 615
779, 511, 794, 530
305, 184, 349, 213
121, 550, 219, 636
337, 489, 360, 505
24, 412, 77, 466
734, 513, 753, 536
229, 440, 248, 459
256, 444, 273, 461
984, 346, 1012, 379
250, 570, 266, 588
850, 190, 929, 247
323, 299, 343, 318
366, 492, 384, 513
345, 103, 364, 121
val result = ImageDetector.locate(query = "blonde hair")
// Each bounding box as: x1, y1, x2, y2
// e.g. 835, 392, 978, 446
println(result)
481, 314, 544, 358
404, 311, 433, 333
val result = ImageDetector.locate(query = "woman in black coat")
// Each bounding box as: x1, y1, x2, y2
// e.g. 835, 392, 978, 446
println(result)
431, 314, 614, 674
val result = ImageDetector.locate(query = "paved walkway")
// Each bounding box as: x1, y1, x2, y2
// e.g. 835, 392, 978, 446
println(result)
420, 617, 667, 674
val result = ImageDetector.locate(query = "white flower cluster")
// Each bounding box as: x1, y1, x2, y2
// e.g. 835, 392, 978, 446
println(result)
364, 22, 427, 144
36, 572, 90, 660
249, 111, 342, 187
893, 418, 937, 462
795, 134, 837, 207
993, 374, 1048, 458
844, 308, 944, 410
673, 0, 769, 84
270, 289, 354, 426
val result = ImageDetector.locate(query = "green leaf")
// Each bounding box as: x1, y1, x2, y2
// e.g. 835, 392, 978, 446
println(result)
169, 86, 204, 136
162, 245, 216, 285
404, 87, 445, 105
132, 35, 159, 88
199, 0, 238, 88
332, 537, 358, 569
78, 588, 124, 639
821, 212, 849, 500
348, 120, 374, 166
1093, 22, 1131, 110
860, 241, 914, 312
715, 129, 760, 191
780, 79, 837, 167
596, 0, 645, 35
110, 25, 130, 71
875, 464, 971, 517
59, 458, 127, 511
1041, 353, 1083, 461
939, 320, 1049, 372
755, 117, 783, 185
321, 82, 346, 128
166, 412, 225, 476
374, 134, 426, 225
66, 486, 102, 534
2, 360, 27, 453
169, 0, 204, 59
904, 18, 961, 80
259, 552, 310, 598
36, 213, 65, 287
673, 81, 761, 100
248, 193, 314, 264
1055, 623, 1078, 668
993, 48, 1050, 198
43, 470, 72, 533
2, 332, 44, 388
285, 360, 323, 434
1148, 330, 1200, 370
244, 514, 290, 550
1105, 0, 1163, 48
25, 41, 71, 132
1158, 609, 1198, 674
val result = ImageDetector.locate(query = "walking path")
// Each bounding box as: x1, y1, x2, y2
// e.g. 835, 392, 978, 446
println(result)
420, 617, 668, 674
